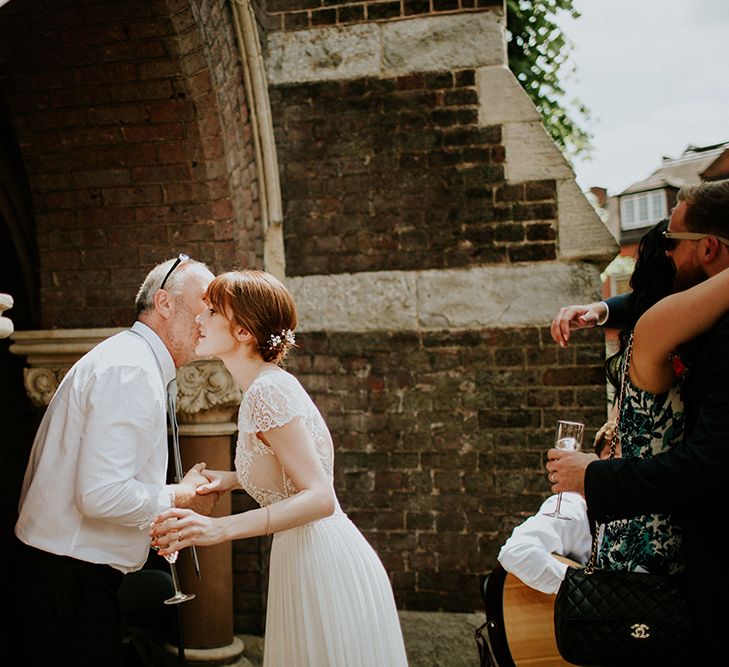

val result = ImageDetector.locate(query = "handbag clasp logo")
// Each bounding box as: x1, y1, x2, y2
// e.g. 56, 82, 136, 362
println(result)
630, 623, 650, 639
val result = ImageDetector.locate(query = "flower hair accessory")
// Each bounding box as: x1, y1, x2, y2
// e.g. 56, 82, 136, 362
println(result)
268, 328, 296, 350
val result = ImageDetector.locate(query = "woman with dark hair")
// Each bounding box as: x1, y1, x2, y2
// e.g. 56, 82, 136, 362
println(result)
595, 218, 688, 575
150, 270, 408, 667
604, 218, 674, 388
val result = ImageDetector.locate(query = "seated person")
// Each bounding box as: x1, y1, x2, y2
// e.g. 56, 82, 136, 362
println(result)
497, 428, 615, 594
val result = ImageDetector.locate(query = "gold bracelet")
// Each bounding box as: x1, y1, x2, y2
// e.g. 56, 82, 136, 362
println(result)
265, 505, 271, 536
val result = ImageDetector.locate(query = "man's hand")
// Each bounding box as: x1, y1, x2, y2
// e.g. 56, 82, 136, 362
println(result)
171, 463, 221, 515
545, 449, 598, 495
550, 302, 607, 348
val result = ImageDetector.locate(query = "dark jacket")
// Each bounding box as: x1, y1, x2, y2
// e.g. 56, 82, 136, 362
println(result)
585, 311, 729, 662
602, 293, 635, 330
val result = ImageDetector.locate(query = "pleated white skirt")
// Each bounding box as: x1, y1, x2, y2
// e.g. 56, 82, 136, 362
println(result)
263, 512, 409, 667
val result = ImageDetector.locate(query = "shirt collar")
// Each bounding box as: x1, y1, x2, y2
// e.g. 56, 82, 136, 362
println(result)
130, 321, 176, 387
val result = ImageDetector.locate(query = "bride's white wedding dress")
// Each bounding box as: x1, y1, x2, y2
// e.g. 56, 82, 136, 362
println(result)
236, 367, 408, 667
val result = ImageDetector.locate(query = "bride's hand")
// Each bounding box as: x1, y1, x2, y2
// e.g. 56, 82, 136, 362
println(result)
197, 469, 239, 495
150, 508, 225, 555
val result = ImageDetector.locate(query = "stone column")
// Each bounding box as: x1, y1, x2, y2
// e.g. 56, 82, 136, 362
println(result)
9, 329, 246, 665
173, 360, 246, 664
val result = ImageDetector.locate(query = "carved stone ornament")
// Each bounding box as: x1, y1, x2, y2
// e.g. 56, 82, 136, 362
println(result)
9, 328, 125, 407
24, 367, 66, 407
9, 329, 242, 429
176, 359, 242, 424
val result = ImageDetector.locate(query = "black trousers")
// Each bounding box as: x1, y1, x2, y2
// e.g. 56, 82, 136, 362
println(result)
19, 543, 125, 666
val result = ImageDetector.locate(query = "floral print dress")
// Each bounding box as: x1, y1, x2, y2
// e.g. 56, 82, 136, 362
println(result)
597, 344, 685, 575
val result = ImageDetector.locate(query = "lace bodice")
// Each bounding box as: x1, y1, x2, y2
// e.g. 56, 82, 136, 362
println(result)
234, 368, 335, 507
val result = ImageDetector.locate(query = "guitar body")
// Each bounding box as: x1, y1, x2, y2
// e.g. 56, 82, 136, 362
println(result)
479, 562, 575, 667
502, 571, 569, 666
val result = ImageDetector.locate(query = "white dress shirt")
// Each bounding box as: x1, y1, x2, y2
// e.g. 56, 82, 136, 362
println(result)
15, 322, 175, 573
497, 492, 592, 594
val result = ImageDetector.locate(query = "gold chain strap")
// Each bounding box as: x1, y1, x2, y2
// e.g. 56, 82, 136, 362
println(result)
584, 330, 634, 574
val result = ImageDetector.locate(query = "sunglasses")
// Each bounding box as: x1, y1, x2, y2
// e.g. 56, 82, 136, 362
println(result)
662, 231, 729, 251
159, 253, 190, 290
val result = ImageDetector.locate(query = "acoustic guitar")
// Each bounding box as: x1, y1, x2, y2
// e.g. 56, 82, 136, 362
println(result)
478, 557, 580, 667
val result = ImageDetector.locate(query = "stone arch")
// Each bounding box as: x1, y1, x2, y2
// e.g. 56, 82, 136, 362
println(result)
0, 0, 261, 328
157, 0, 268, 270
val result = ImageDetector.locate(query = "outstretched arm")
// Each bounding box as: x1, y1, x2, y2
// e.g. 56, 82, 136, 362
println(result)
550, 301, 608, 348
498, 493, 591, 594
550, 294, 633, 349
631, 266, 729, 393
168, 463, 221, 515
195, 469, 241, 495
151, 417, 335, 554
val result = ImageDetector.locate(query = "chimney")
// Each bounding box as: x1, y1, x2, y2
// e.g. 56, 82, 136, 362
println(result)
589, 186, 607, 208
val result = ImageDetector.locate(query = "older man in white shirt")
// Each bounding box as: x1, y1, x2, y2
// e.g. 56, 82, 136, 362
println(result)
15, 255, 217, 666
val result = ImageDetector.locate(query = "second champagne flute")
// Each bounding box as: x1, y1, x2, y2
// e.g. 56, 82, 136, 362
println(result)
543, 419, 584, 520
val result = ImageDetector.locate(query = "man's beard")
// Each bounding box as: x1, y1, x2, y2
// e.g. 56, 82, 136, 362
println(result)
673, 260, 708, 292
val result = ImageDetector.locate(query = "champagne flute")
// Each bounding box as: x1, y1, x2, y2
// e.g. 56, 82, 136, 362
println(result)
162, 548, 195, 605
543, 420, 584, 520
153, 492, 195, 605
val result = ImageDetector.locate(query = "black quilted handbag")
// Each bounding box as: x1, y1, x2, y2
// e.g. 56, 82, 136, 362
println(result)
554, 564, 693, 666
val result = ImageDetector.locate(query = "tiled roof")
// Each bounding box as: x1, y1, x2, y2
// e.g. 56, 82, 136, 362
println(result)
620, 142, 729, 195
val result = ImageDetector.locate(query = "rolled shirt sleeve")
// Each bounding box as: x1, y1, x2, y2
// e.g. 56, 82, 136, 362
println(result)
498, 493, 592, 594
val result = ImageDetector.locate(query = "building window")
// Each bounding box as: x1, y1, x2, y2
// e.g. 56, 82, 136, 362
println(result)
620, 190, 667, 230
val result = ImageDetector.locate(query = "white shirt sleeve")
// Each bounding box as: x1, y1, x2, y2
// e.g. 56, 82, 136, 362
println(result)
497, 493, 592, 594
75, 365, 167, 529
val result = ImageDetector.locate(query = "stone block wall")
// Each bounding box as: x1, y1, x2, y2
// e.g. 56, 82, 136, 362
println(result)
252, 0, 617, 629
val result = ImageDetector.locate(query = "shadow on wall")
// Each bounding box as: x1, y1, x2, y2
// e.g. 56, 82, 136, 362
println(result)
0, 332, 39, 652
0, 70, 44, 646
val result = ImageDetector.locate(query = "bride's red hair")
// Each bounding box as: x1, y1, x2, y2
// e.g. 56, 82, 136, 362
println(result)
205, 270, 298, 363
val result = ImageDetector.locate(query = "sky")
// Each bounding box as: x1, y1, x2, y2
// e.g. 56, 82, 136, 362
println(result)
554, 0, 729, 196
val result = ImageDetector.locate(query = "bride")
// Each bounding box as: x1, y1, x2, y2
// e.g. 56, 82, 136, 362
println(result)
151, 269, 408, 667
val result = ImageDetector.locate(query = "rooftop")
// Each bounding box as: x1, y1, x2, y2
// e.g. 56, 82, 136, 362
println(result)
620, 141, 729, 195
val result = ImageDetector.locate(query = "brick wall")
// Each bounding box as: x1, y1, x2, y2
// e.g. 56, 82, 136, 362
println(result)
271, 71, 557, 276
0, 0, 258, 328
230, 324, 609, 631
281, 328, 606, 611
248, 0, 609, 631
265, 0, 503, 31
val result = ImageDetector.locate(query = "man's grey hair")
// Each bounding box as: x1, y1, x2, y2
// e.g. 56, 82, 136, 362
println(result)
677, 178, 729, 237
134, 257, 210, 317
